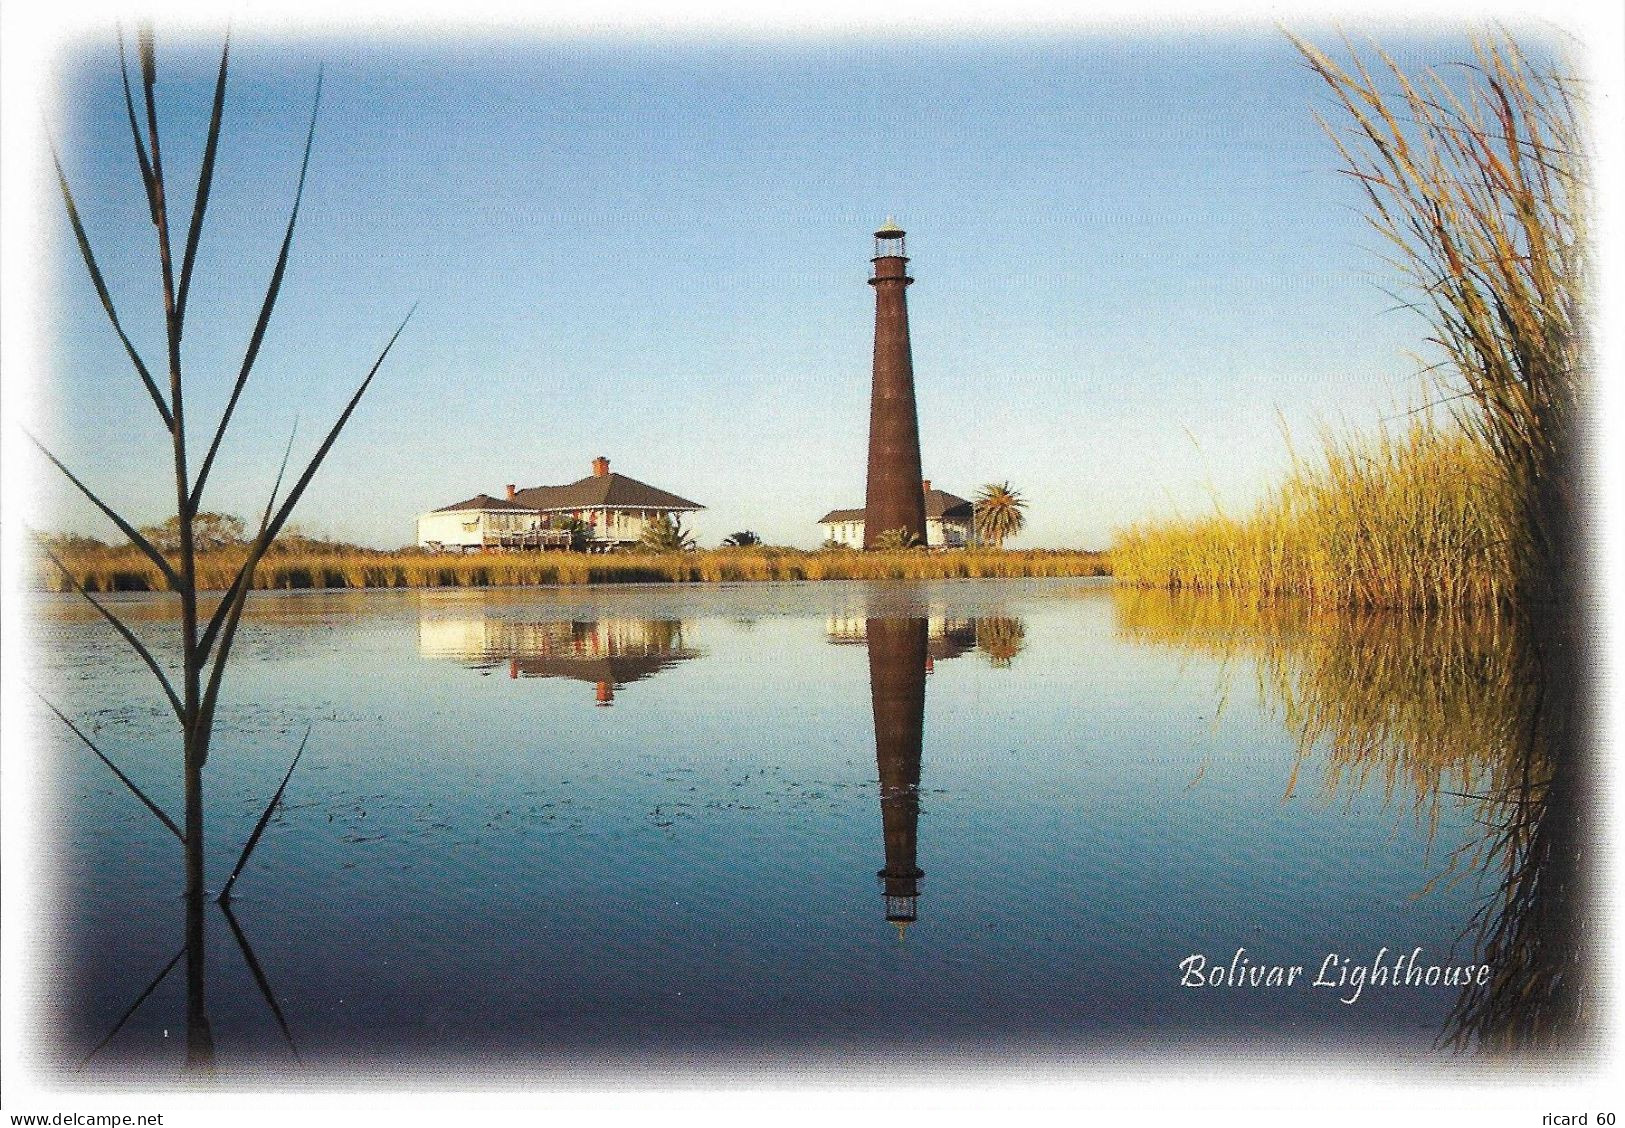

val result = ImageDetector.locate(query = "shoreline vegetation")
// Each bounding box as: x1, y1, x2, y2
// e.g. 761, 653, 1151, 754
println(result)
1110, 33, 1589, 1053
1111, 420, 1514, 610
34, 545, 1110, 593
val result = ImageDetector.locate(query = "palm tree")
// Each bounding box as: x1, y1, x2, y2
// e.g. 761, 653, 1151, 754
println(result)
871, 527, 921, 551
975, 616, 1027, 667
639, 513, 696, 552
721, 531, 761, 547
973, 483, 1027, 548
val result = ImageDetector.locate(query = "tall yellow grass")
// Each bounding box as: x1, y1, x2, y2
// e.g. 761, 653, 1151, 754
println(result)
35, 546, 1109, 594
1111, 420, 1515, 609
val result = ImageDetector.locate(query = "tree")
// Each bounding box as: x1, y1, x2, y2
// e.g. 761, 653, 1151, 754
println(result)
820, 538, 854, 551
973, 482, 1027, 548
552, 515, 592, 552
871, 527, 921, 551
36, 531, 111, 554
33, 27, 410, 1070
721, 530, 761, 547
137, 512, 246, 554
639, 513, 696, 552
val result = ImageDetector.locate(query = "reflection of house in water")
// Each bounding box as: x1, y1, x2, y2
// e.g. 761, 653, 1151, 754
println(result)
418, 617, 698, 705
829, 611, 1025, 670
827, 612, 976, 668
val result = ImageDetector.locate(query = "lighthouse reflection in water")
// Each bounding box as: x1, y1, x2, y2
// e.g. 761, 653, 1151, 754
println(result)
866, 617, 929, 936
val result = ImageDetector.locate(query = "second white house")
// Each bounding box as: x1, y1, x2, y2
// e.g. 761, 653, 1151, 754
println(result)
816, 480, 978, 549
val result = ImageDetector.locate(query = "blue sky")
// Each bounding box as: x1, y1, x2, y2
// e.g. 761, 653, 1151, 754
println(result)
39, 28, 1536, 549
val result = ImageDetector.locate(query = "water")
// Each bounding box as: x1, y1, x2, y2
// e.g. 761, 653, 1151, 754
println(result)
26, 579, 1571, 1083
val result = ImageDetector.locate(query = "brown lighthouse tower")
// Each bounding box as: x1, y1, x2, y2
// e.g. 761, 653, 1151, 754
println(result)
863, 218, 928, 549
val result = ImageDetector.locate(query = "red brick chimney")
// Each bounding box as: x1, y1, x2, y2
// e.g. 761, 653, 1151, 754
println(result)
921, 479, 931, 494
592, 456, 610, 478
505, 483, 517, 500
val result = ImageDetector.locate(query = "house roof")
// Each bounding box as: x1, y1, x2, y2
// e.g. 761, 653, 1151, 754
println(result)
508, 652, 697, 686
929, 489, 975, 520
511, 472, 703, 513
817, 507, 866, 524
817, 489, 973, 526
432, 493, 535, 513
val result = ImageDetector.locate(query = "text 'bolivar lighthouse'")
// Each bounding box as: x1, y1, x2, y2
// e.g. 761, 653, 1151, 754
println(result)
863, 218, 928, 549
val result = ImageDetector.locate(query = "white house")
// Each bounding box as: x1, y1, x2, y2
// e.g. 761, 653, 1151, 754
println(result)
417, 457, 704, 552
415, 494, 549, 552
817, 480, 977, 549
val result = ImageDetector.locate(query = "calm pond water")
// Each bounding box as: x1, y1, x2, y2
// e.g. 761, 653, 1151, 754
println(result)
26, 578, 1578, 1083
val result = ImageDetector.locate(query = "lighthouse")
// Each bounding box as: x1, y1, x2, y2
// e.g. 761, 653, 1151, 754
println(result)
863, 218, 928, 549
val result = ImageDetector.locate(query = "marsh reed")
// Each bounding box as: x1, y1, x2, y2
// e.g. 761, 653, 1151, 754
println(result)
1295, 34, 1588, 612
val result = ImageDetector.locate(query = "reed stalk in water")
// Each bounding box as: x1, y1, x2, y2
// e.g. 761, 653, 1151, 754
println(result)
37, 26, 409, 1067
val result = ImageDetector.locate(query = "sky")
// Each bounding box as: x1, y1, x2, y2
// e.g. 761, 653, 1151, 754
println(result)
29, 23, 1580, 549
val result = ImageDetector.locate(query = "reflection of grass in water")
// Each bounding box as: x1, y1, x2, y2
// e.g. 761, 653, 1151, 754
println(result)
1113, 588, 1530, 830
1114, 588, 1581, 1054
1442, 736, 1579, 1057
